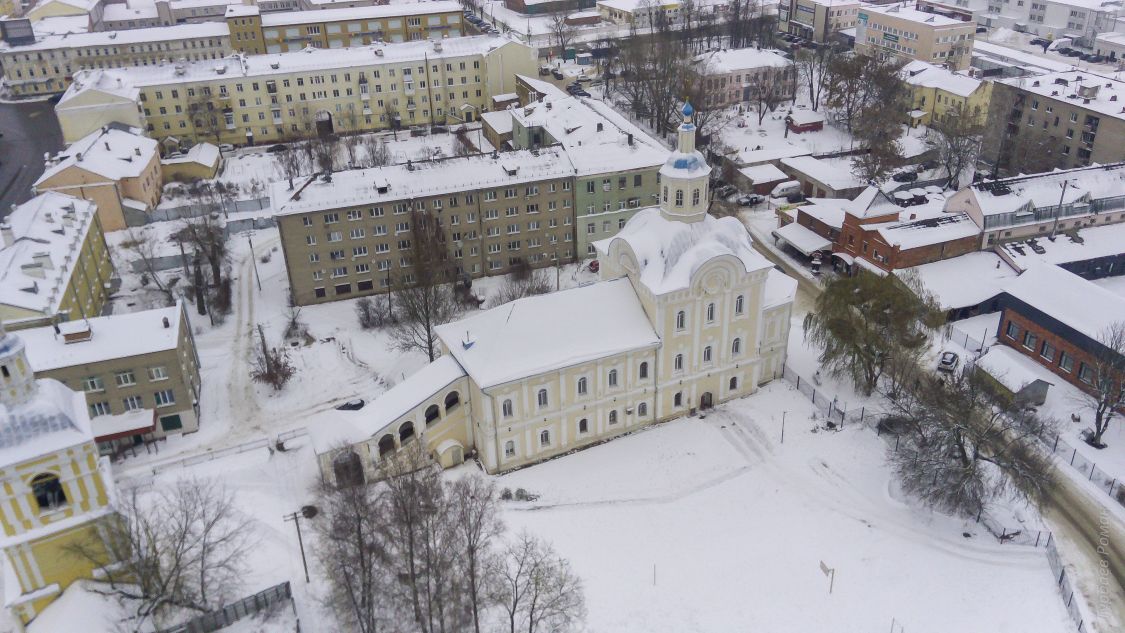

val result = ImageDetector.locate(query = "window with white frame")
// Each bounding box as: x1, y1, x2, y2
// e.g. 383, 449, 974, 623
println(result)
539, 429, 551, 447
154, 389, 175, 407
115, 371, 136, 387
608, 369, 618, 387
148, 366, 168, 381
502, 399, 513, 417
537, 389, 548, 407
577, 377, 588, 395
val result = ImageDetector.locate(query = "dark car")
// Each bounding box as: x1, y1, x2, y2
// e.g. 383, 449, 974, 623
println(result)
892, 170, 918, 183
1030, 37, 1049, 46
1056, 47, 1073, 55
976, 26, 987, 33
552, 69, 565, 80
1089, 54, 1106, 63
737, 194, 764, 206
266, 144, 289, 153
785, 192, 805, 204
336, 399, 366, 411
1065, 49, 1084, 57
1079, 53, 1094, 61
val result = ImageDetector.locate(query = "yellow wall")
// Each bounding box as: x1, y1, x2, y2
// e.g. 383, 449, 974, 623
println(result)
908, 80, 992, 127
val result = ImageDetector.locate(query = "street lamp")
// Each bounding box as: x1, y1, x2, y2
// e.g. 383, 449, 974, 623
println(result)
283, 505, 318, 583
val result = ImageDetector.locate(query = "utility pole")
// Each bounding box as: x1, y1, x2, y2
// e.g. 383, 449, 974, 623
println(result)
283, 506, 318, 583
248, 235, 262, 292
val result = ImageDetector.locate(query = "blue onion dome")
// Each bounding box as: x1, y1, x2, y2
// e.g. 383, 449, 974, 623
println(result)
681, 101, 693, 118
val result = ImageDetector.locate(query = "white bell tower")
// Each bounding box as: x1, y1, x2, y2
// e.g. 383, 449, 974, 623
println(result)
0, 323, 37, 408
658, 101, 712, 223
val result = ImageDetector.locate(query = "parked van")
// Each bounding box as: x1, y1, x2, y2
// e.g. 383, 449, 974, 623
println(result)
770, 180, 802, 198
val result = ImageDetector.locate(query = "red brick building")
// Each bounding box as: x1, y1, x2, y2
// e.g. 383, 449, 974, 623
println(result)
995, 265, 1125, 395
833, 187, 981, 273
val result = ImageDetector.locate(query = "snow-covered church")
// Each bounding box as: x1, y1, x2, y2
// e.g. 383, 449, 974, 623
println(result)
316, 103, 797, 484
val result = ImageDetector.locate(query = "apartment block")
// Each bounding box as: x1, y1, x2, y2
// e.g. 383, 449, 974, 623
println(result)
855, 3, 976, 70
778, 0, 861, 43
688, 47, 796, 108
274, 147, 579, 306
55, 36, 536, 146
900, 59, 992, 126
17, 303, 203, 447
984, 70, 1125, 174
0, 193, 114, 328
981, 0, 1123, 48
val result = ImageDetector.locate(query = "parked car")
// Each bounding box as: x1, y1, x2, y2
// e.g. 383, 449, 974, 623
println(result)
1065, 49, 1084, 57
1089, 54, 1106, 63
336, 399, 366, 411
716, 184, 737, 198
785, 192, 805, 204
552, 69, 565, 80
937, 351, 960, 373
770, 180, 801, 198
892, 170, 918, 183
266, 144, 289, 153
976, 26, 988, 33
218, 143, 234, 152
737, 194, 764, 206
1030, 37, 1049, 46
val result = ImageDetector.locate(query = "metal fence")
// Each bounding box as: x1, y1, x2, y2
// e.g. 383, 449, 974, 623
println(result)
158, 581, 294, 633
781, 363, 869, 428
132, 197, 272, 226
1041, 432, 1125, 509
1047, 541, 1089, 632
944, 324, 987, 355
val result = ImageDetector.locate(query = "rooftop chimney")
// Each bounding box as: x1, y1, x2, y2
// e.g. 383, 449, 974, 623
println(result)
135, 147, 142, 156
162, 316, 170, 328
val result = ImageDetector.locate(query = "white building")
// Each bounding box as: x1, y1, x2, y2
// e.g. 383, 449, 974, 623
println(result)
313, 102, 797, 484
980, 0, 1125, 47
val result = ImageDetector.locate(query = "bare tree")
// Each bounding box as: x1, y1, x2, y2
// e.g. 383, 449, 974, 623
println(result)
67, 479, 253, 632
175, 213, 227, 286
251, 324, 295, 390
390, 209, 461, 361
187, 91, 226, 147
823, 53, 866, 132
1076, 322, 1125, 448
491, 532, 586, 633
547, 5, 577, 60
356, 296, 392, 329
749, 66, 788, 125
275, 146, 305, 189
385, 102, 402, 140
925, 112, 984, 189
125, 227, 176, 305
795, 44, 837, 111
884, 367, 1056, 518
491, 269, 551, 307
315, 476, 394, 633
449, 476, 504, 633
363, 135, 392, 168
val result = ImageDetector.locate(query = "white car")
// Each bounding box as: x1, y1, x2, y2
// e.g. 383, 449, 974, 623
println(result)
219, 143, 235, 152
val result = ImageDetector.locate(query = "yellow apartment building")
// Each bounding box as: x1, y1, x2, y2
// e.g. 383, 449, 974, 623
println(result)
855, 3, 976, 71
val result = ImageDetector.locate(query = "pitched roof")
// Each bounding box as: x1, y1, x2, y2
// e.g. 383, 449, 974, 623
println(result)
36, 125, 158, 185
1003, 264, 1125, 343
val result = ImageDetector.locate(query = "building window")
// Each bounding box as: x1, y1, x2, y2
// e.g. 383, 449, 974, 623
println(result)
674, 354, 684, 371
502, 399, 513, 417
608, 410, 618, 425
639, 361, 649, 379
1005, 321, 1019, 339
1040, 341, 1056, 362
154, 389, 175, 407
148, 366, 168, 381
123, 395, 143, 411
89, 401, 111, 417
31, 473, 66, 511
504, 440, 515, 458
703, 346, 712, 363
1022, 331, 1038, 351
608, 369, 618, 387
676, 311, 686, 330
115, 370, 137, 387
537, 388, 549, 407
675, 189, 684, 207
577, 377, 588, 395
1059, 351, 1074, 373
706, 303, 715, 322
578, 418, 589, 434
1077, 363, 1094, 384
729, 376, 738, 391
692, 188, 700, 206
638, 402, 648, 416
735, 295, 744, 314
539, 430, 551, 447
732, 338, 742, 356
83, 376, 104, 392
674, 392, 683, 407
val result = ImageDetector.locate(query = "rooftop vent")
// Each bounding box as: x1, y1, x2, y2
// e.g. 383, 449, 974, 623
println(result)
461, 331, 474, 350
270, 62, 280, 70
162, 316, 170, 329
215, 66, 227, 75
374, 48, 384, 57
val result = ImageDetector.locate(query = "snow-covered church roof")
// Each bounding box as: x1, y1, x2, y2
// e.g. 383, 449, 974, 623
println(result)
0, 379, 92, 467
593, 207, 772, 295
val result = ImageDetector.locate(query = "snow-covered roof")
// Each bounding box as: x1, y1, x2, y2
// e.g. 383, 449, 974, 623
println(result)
763, 268, 798, 310
57, 68, 140, 105
780, 155, 864, 192
36, 125, 158, 185
733, 143, 810, 166
597, 0, 678, 12
272, 147, 575, 216
91, 408, 155, 440
787, 109, 824, 126
18, 304, 183, 372
511, 93, 668, 176
61, 36, 514, 91
999, 71, 1125, 120
29, 15, 91, 37
998, 222, 1125, 271
738, 163, 788, 185
795, 198, 845, 229
900, 60, 982, 98
872, 208, 980, 251
0, 378, 91, 468
259, 0, 461, 26
902, 251, 1016, 310
858, 3, 967, 27
772, 222, 831, 256
976, 345, 1053, 393
0, 193, 98, 318
954, 162, 1125, 219
0, 21, 227, 53
692, 47, 791, 75
480, 109, 514, 135
1002, 264, 1125, 343
971, 41, 1074, 74
594, 207, 772, 295
844, 186, 902, 219
515, 74, 569, 100
103, 2, 160, 21
311, 355, 465, 453
224, 4, 259, 17
162, 141, 220, 168
436, 278, 660, 390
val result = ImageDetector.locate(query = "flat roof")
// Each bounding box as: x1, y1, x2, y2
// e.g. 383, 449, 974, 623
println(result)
19, 304, 183, 371
692, 47, 791, 74
0, 21, 227, 53
436, 278, 660, 389
998, 221, 1125, 271
260, 0, 461, 26
999, 70, 1125, 121
903, 251, 1016, 310
1003, 264, 1125, 343
858, 3, 969, 27
959, 162, 1125, 218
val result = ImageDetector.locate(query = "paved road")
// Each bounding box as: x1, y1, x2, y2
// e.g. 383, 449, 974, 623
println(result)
0, 99, 63, 216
